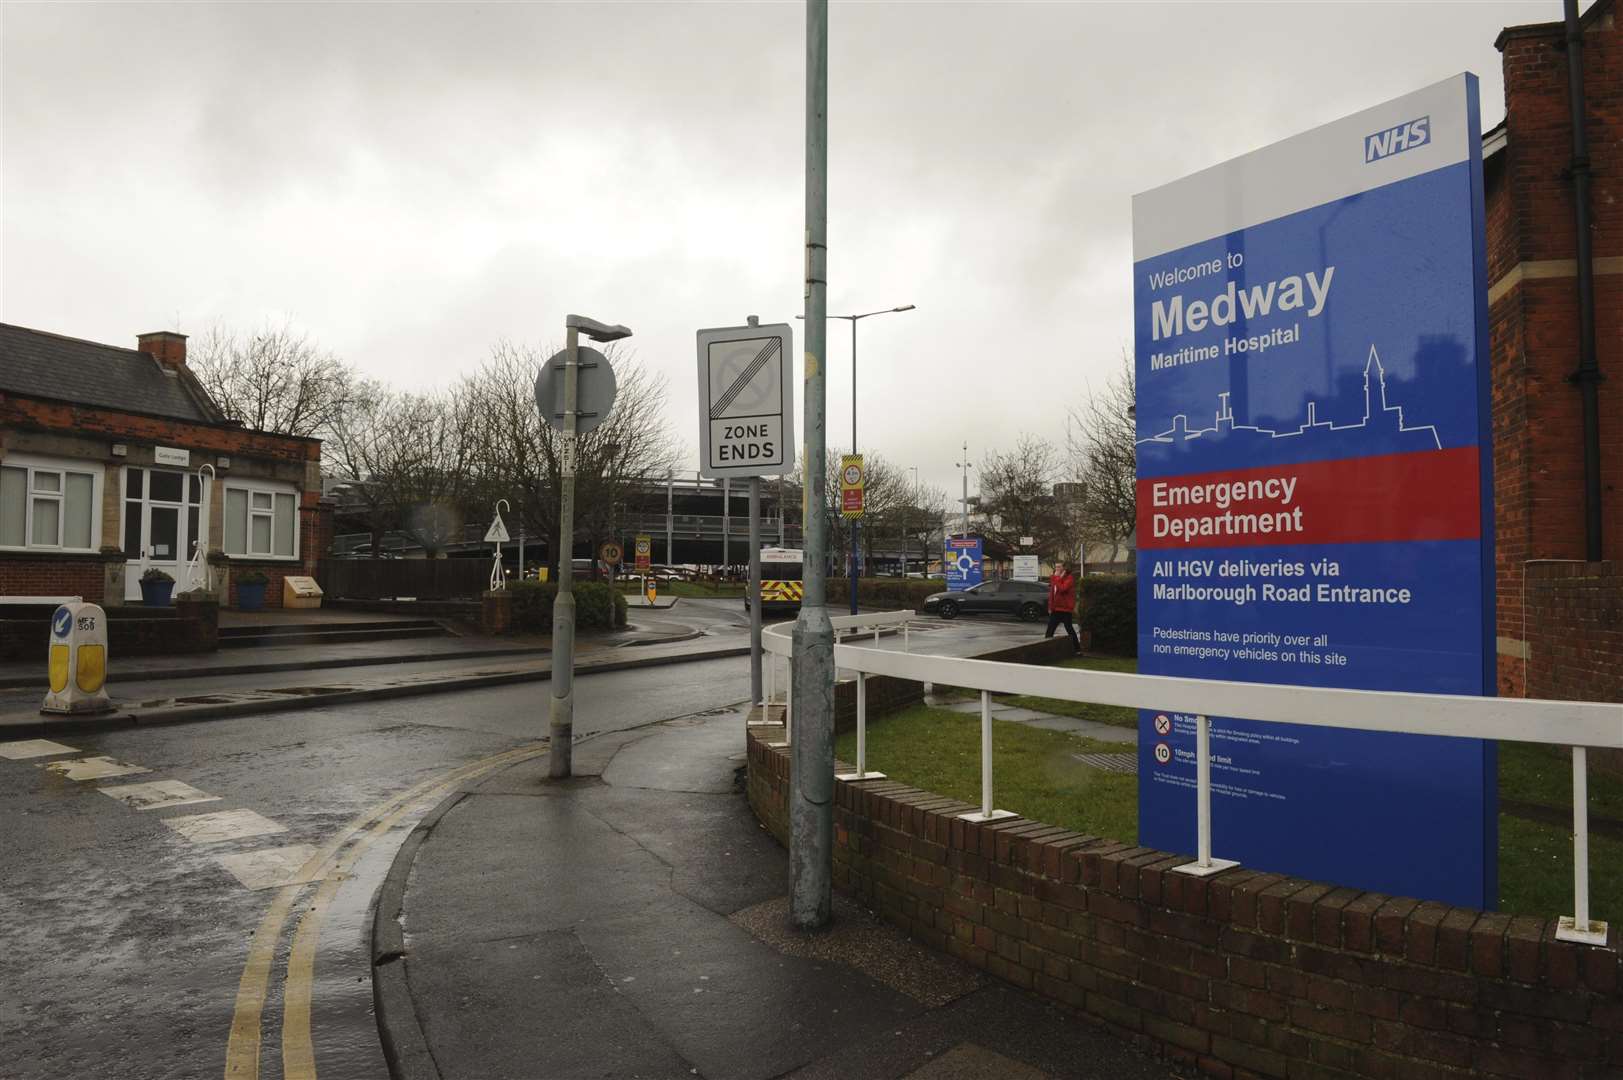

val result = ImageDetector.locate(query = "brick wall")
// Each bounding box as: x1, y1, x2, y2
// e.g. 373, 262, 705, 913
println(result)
747, 731, 1622, 1079
0, 600, 216, 660
0, 553, 108, 602
1490, 6, 1623, 694
1526, 560, 1623, 773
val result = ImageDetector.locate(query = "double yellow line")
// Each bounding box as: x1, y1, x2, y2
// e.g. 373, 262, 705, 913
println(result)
224, 741, 548, 1080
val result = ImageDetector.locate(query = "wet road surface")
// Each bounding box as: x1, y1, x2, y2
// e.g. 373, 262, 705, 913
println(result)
0, 612, 1038, 1080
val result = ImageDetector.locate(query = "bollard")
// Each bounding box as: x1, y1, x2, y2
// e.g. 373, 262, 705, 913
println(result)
42, 600, 112, 715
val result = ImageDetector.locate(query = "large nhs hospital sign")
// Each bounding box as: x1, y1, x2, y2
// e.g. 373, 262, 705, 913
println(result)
1131, 75, 1496, 908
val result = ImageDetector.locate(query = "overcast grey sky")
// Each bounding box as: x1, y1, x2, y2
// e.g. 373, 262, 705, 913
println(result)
2, 1, 1556, 497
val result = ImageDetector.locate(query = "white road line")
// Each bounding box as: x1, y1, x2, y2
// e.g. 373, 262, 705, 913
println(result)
165, 809, 289, 845
42, 756, 150, 781
100, 780, 223, 812
0, 739, 79, 760
215, 845, 322, 891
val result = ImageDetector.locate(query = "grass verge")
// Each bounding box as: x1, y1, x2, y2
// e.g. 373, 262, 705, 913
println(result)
843, 676, 1622, 922
834, 704, 1137, 845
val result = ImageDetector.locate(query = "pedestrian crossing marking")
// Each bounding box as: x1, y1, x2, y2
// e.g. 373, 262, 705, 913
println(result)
0, 738, 78, 760
100, 779, 222, 811
165, 808, 288, 845
42, 755, 150, 781
216, 844, 322, 891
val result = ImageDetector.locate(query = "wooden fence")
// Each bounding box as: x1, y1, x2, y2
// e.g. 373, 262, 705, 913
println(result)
317, 558, 492, 600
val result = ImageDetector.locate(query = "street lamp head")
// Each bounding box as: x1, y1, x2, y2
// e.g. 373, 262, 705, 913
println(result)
566, 314, 633, 342
892, 305, 916, 313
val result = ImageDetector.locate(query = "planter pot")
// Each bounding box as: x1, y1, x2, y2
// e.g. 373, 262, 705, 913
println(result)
237, 582, 268, 612
140, 579, 175, 607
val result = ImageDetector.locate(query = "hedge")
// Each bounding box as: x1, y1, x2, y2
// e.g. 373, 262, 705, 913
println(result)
823, 577, 946, 609
508, 580, 628, 632
1079, 575, 1135, 655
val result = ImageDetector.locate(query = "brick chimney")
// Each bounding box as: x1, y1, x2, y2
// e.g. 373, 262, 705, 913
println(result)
136, 330, 188, 370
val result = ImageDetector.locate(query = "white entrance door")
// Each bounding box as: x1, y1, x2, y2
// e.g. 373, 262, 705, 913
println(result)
123, 467, 198, 602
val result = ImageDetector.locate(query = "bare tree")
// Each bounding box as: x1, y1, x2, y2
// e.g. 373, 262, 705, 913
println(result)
1066, 353, 1138, 558
978, 434, 1065, 556
191, 321, 357, 437
459, 341, 679, 575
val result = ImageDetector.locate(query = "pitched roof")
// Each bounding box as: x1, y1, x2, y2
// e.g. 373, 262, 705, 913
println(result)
0, 323, 224, 423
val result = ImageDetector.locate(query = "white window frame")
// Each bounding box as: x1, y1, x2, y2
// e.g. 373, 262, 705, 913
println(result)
0, 454, 102, 553
222, 480, 301, 561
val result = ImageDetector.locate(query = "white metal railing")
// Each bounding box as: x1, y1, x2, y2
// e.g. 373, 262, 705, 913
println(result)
759, 610, 1623, 946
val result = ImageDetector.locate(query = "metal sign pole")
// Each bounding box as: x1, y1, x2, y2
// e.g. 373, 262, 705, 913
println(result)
750, 477, 763, 705
743, 316, 765, 710
550, 324, 581, 779
791, 0, 835, 932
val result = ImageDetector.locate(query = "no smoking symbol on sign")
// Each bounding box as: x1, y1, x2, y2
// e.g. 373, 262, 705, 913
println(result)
1154, 714, 1172, 736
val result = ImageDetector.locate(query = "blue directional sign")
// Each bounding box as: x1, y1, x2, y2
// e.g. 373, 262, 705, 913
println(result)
1132, 74, 1496, 908
943, 538, 983, 592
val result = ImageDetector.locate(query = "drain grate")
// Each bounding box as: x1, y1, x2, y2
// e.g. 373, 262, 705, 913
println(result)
1072, 752, 1137, 774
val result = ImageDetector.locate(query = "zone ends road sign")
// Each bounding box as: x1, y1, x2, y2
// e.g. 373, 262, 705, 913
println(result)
696, 323, 795, 479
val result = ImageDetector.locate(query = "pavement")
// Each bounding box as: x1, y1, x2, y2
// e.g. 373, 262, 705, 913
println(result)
376, 705, 1182, 1080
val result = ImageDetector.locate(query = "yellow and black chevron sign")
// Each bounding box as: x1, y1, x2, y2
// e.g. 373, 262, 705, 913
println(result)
761, 580, 804, 603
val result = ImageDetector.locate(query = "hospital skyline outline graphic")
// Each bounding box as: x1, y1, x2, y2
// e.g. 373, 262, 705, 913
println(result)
1137, 345, 1443, 459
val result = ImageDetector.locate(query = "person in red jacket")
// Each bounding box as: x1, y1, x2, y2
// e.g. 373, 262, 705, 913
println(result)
1046, 560, 1081, 654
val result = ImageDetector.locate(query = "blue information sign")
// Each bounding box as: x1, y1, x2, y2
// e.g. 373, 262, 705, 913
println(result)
1132, 75, 1496, 907
944, 538, 983, 592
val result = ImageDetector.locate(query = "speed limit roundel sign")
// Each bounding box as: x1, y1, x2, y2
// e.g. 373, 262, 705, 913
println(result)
842, 462, 861, 486
600, 542, 622, 566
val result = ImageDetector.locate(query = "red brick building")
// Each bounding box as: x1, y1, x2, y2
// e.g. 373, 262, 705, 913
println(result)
1486, 0, 1621, 703
0, 324, 330, 609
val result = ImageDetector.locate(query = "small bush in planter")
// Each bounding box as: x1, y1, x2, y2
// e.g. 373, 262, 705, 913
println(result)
139, 566, 176, 606
236, 570, 270, 586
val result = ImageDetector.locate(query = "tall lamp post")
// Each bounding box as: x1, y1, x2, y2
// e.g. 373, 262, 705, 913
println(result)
799, 303, 914, 613
956, 443, 973, 538
908, 465, 919, 578
549, 314, 631, 780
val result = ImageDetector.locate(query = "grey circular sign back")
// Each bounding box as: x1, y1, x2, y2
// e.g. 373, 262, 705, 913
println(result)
536, 346, 618, 435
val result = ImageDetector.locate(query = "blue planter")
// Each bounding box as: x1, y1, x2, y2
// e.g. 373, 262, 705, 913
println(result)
139, 579, 175, 607
237, 581, 267, 612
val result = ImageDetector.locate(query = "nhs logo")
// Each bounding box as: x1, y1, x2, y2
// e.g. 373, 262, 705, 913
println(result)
1365, 116, 1430, 162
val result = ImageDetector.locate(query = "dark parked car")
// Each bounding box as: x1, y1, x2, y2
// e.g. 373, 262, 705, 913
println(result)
920, 579, 1049, 621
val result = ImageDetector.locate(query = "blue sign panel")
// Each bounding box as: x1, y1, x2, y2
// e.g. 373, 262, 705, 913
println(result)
1132, 74, 1496, 908
943, 537, 983, 592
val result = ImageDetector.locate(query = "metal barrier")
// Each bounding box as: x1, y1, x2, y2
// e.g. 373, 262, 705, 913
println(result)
760, 610, 1623, 946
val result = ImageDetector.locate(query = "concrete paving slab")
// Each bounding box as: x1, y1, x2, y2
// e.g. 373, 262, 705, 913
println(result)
600, 711, 742, 794
407, 930, 695, 1080
988, 706, 1062, 722
902, 1044, 1048, 1080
